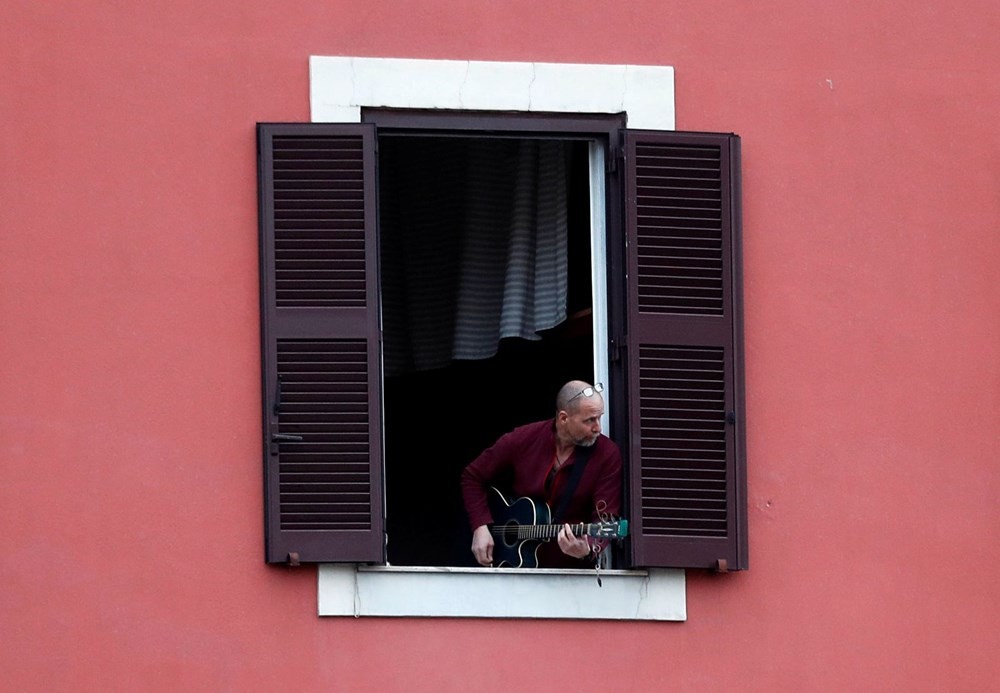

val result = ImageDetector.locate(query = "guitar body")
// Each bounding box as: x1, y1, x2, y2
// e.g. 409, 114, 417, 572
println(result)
488, 488, 552, 568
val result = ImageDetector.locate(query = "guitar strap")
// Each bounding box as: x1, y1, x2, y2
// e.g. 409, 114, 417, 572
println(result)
551, 444, 594, 524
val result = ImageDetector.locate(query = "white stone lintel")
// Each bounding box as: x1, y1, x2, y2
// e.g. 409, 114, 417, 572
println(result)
310, 56, 674, 130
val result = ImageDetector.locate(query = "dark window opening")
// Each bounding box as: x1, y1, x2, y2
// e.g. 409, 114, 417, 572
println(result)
378, 135, 596, 567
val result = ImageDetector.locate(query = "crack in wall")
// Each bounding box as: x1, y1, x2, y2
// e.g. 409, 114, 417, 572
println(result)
527, 62, 537, 111
457, 61, 471, 109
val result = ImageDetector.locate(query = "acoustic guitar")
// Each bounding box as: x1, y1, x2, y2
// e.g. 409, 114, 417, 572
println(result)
487, 486, 628, 568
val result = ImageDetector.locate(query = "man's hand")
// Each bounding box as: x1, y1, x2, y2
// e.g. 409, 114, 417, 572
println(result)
557, 524, 591, 559
472, 524, 494, 566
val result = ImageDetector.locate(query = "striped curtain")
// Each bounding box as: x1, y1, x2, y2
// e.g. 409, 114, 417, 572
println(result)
380, 138, 570, 376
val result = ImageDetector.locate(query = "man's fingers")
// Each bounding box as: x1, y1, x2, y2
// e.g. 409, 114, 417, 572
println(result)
471, 525, 494, 566
561, 524, 579, 546
557, 524, 589, 558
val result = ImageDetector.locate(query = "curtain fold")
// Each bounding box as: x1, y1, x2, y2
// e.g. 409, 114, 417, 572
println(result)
380, 138, 570, 376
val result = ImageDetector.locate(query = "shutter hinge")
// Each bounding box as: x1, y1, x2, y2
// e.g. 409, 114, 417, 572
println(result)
286, 552, 301, 567
613, 130, 627, 174
273, 374, 283, 416
611, 336, 627, 363
606, 143, 624, 174
714, 558, 729, 573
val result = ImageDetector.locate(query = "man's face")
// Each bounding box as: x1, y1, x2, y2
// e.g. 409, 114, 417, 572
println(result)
562, 396, 604, 447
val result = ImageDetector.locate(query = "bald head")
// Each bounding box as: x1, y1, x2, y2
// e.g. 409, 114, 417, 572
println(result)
554, 380, 604, 447
555, 380, 602, 415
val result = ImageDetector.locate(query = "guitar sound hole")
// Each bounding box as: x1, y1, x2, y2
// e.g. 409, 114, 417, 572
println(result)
500, 523, 519, 547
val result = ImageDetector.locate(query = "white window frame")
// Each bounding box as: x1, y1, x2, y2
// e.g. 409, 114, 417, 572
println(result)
311, 56, 685, 620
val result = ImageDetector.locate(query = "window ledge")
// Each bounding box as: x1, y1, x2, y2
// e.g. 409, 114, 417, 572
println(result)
318, 565, 685, 620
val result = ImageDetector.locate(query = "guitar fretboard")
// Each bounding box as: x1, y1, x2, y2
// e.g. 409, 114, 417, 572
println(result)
491, 523, 593, 541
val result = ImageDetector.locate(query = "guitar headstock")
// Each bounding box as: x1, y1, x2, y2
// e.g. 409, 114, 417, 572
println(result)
588, 519, 629, 539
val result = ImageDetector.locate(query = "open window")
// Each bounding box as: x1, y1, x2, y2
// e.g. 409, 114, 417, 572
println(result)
376, 131, 602, 566
257, 114, 746, 571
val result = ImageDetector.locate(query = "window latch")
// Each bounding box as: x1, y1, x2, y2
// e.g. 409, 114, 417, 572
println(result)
269, 432, 303, 455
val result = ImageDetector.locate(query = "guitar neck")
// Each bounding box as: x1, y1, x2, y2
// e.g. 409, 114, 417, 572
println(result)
494, 522, 594, 541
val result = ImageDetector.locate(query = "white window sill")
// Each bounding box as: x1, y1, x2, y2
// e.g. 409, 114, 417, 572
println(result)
318, 565, 685, 620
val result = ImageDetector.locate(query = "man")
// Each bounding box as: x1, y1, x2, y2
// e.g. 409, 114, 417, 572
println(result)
460, 380, 622, 568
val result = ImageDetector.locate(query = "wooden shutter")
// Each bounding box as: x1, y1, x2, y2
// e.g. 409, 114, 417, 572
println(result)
258, 123, 384, 564
623, 131, 747, 570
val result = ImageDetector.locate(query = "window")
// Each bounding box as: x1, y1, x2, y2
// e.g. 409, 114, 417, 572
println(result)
372, 115, 608, 568
257, 116, 746, 572
255, 57, 746, 620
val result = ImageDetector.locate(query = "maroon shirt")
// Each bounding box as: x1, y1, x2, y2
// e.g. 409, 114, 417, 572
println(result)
460, 419, 623, 567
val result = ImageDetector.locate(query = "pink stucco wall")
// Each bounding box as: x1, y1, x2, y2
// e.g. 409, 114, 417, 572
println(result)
2, 1, 997, 690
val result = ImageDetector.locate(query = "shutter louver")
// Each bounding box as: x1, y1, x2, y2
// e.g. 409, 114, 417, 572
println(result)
624, 131, 747, 570
277, 339, 371, 531
259, 124, 384, 564
635, 142, 724, 316
638, 345, 727, 537
272, 134, 367, 308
